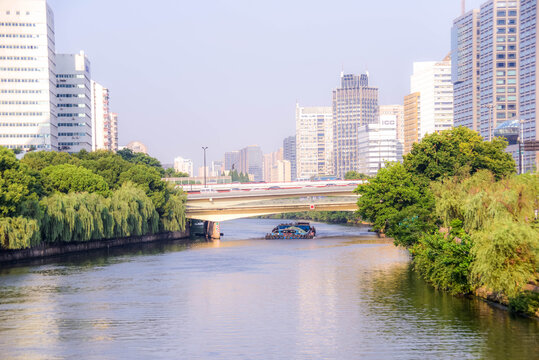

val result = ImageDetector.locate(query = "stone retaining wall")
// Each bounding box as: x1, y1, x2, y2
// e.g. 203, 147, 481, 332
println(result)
0, 229, 190, 264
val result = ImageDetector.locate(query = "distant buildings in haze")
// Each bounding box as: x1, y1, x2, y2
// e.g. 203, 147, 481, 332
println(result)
295, 104, 333, 180
174, 156, 194, 176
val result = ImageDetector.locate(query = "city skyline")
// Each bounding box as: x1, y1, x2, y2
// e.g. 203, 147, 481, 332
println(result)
46, 0, 485, 165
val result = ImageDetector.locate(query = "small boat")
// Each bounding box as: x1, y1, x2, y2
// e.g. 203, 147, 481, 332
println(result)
265, 222, 316, 240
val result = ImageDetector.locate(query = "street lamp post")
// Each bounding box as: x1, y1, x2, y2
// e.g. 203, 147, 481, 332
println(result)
202, 146, 208, 188
481, 104, 494, 141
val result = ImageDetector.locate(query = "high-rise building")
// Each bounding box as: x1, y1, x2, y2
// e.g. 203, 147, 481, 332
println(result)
479, 0, 520, 141
410, 59, 454, 142
357, 116, 403, 177
270, 159, 291, 182
403, 92, 421, 154
174, 156, 193, 176
108, 112, 118, 151
283, 135, 296, 180
0, 0, 57, 151
451, 8, 481, 131
379, 105, 405, 143
332, 73, 379, 178
295, 104, 333, 180
224, 150, 240, 171
91, 80, 117, 151
263, 148, 283, 182
519, 0, 538, 172
56, 51, 92, 152
452, 0, 523, 169
239, 145, 263, 181
211, 160, 223, 177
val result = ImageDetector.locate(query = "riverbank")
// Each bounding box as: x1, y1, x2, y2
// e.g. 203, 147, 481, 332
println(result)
0, 229, 189, 265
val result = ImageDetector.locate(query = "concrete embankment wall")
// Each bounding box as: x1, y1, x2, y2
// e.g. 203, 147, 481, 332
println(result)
0, 229, 190, 264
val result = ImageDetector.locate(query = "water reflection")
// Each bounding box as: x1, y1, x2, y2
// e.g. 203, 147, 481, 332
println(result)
0, 219, 537, 359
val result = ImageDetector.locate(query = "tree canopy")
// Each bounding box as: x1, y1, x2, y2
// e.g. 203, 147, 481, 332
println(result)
404, 127, 516, 181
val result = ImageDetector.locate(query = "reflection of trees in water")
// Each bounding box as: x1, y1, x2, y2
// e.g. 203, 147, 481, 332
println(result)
363, 259, 539, 360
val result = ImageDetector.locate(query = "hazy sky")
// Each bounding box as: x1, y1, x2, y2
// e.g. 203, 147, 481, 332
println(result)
48, 0, 485, 167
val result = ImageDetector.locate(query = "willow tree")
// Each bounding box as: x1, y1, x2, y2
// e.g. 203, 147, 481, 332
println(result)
40, 192, 113, 243
109, 182, 159, 238
431, 171, 539, 297
0, 216, 40, 250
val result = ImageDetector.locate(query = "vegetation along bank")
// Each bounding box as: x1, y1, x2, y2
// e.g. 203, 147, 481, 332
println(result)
356, 127, 539, 317
0, 148, 188, 257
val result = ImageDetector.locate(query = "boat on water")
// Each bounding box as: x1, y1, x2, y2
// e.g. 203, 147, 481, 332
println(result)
265, 222, 316, 239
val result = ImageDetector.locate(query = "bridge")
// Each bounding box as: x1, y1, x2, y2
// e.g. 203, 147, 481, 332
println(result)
185, 184, 360, 225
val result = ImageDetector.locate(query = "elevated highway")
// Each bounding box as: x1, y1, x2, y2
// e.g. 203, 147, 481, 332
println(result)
185, 185, 359, 222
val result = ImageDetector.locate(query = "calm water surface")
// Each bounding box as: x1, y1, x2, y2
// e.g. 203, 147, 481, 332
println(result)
0, 219, 537, 359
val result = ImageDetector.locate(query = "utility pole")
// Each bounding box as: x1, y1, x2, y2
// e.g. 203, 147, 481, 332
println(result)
202, 146, 208, 187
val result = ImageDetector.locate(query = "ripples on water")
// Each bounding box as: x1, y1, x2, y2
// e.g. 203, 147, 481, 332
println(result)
0, 219, 537, 359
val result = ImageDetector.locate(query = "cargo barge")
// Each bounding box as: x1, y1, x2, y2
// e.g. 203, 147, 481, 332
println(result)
265, 222, 316, 239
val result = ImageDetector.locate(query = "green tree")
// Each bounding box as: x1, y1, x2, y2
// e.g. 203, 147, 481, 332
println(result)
0, 216, 40, 250
0, 147, 41, 216
21, 151, 79, 171
118, 164, 168, 215
355, 162, 435, 247
76, 151, 133, 189
164, 168, 189, 178
404, 127, 516, 181
344, 171, 368, 180
117, 148, 163, 174
41, 164, 111, 197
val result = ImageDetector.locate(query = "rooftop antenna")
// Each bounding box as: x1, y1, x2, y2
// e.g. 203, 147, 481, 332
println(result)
461, 0, 465, 15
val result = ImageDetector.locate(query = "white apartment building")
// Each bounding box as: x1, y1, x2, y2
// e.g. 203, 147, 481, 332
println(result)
410, 59, 454, 141
0, 0, 57, 151
56, 51, 92, 152
379, 104, 405, 143
91, 80, 117, 151
358, 115, 403, 177
174, 156, 193, 176
108, 112, 118, 151
296, 104, 333, 179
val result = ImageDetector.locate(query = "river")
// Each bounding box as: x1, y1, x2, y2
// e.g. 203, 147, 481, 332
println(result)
0, 219, 537, 359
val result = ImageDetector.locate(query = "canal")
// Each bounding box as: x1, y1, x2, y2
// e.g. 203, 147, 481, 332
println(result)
0, 219, 537, 359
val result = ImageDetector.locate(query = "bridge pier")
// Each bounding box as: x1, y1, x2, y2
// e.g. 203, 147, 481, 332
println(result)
205, 221, 221, 240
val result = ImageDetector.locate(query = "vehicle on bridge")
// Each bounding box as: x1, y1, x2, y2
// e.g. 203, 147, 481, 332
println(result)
265, 222, 316, 240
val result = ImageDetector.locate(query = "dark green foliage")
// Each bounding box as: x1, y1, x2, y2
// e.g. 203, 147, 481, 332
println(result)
344, 171, 368, 180
164, 168, 189, 178
273, 211, 356, 224
509, 291, 539, 317
404, 127, 516, 181
229, 170, 250, 182
76, 150, 133, 189
0, 148, 42, 216
21, 150, 79, 171
41, 164, 111, 197
411, 220, 474, 295
355, 162, 435, 247
118, 164, 167, 213
117, 148, 163, 174
0, 216, 40, 250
